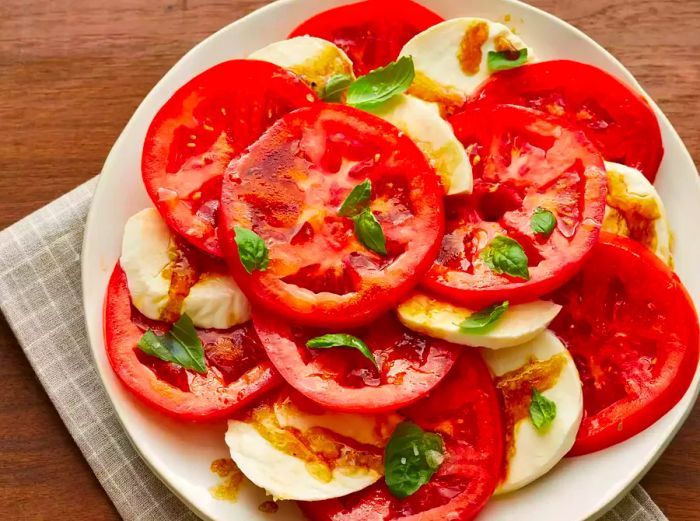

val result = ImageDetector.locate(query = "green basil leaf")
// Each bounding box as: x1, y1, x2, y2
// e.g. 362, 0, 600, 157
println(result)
322, 73, 354, 102
137, 314, 207, 374
384, 421, 444, 499
481, 235, 530, 280
339, 179, 372, 218
529, 388, 557, 431
530, 207, 556, 237
488, 48, 528, 72
347, 56, 415, 110
234, 226, 269, 274
458, 301, 510, 334
306, 333, 378, 369
354, 208, 387, 256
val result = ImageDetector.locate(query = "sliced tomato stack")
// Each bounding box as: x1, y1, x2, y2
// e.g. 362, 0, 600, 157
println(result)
289, 0, 443, 76
218, 103, 445, 328
422, 104, 608, 307
300, 349, 504, 521
142, 60, 316, 257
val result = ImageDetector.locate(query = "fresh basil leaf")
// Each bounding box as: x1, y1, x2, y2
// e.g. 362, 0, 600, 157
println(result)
339, 179, 372, 218
458, 301, 510, 334
347, 56, 415, 110
137, 314, 207, 374
354, 208, 387, 256
306, 333, 378, 369
481, 235, 530, 280
322, 73, 354, 102
530, 207, 556, 237
529, 388, 557, 431
234, 226, 269, 274
488, 48, 528, 72
384, 421, 444, 499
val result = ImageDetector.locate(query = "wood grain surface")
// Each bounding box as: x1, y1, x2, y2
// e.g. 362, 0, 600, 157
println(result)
0, 0, 698, 519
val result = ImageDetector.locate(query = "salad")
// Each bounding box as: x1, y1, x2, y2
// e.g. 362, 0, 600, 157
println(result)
103, 0, 700, 519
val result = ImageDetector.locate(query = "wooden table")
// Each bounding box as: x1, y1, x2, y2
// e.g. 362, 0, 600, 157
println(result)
1, 0, 698, 519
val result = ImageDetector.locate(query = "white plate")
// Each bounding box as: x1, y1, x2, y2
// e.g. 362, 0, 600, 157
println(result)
81, 1, 700, 519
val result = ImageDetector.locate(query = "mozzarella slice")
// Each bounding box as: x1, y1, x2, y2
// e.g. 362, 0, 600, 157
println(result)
225, 391, 402, 501
397, 292, 561, 350
120, 208, 250, 328
372, 95, 473, 195
482, 331, 583, 494
400, 18, 534, 113
249, 36, 355, 97
603, 161, 673, 265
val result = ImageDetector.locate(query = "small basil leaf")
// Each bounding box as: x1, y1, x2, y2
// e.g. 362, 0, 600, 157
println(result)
481, 235, 530, 280
234, 226, 269, 274
354, 208, 387, 256
322, 73, 354, 102
339, 179, 372, 218
488, 48, 528, 72
458, 301, 509, 334
530, 207, 556, 237
529, 388, 557, 431
137, 314, 207, 374
384, 421, 444, 499
347, 56, 415, 110
306, 333, 378, 369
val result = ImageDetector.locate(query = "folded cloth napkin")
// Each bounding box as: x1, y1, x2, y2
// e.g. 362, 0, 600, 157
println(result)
0, 179, 668, 521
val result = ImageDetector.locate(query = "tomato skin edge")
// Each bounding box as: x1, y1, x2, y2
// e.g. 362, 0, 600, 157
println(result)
471, 60, 664, 182
141, 60, 318, 258
561, 233, 700, 456
251, 311, 459, 414
103, 263, 283, 422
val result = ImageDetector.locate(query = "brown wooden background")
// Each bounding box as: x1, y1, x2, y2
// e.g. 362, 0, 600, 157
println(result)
0, 0, 698, 519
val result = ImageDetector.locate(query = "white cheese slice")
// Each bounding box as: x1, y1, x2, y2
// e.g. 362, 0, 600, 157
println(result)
603, 161, 673, 265
372, 94, 473, 195
249, 36, 355, 97
120, 208, 250, 329
397, 291, 561, 350
482, 331, 583, 494
225, 392, 402, 501
400, 18, 534, 113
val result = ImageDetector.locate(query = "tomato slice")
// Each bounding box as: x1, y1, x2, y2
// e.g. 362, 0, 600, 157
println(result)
550, 233, 699, 456
104, 264, 282, 421
142, 60, 316, 257
252, 312, 459, 413
289, 0, 443, 76
219, 103, 444, 328
299, 349, 504, 521
422, 104, 607, 308
473, 60, 664, 181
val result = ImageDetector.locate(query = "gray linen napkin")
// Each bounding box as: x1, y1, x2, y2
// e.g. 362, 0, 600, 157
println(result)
0, 179, 668, 521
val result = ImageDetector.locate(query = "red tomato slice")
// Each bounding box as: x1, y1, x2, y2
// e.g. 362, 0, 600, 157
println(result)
473, 60, 664, 181
219, 103, 444, 328
299, 349, 504, 521
289, 0, 443, 76
104, 264, 282, 421
550, 233, 699, 456
422, 104, 607, 308
252, 312, 459, 413
142, 60, 316, 257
